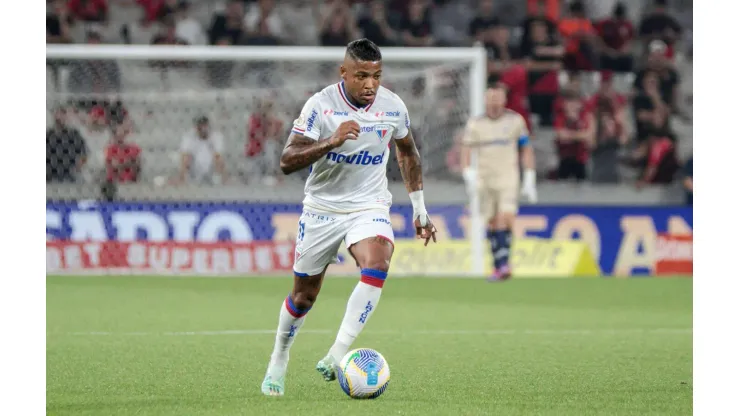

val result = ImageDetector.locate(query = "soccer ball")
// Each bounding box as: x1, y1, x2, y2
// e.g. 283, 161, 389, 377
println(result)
337, 348, 390, 399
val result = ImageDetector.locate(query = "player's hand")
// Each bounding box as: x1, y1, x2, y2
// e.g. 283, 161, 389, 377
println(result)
329, 121, 360, 148
414, 213, 437, 246
521, 169, 537, 203
461, 168, 476, 196
521, 184, 538, 203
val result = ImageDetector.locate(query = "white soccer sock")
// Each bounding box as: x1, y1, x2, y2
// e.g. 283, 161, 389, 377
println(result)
328, 269, 386, 362
269, 295, 310, 368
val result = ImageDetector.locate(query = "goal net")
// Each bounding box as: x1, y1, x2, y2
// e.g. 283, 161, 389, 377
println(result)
46, 45, 487, 277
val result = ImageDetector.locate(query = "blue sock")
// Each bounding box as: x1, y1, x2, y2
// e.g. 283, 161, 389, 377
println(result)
490, 230, 510, 270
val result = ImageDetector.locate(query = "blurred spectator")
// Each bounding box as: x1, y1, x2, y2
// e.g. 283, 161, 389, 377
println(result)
150, 17, 189, 69
595, 2, 635, 73
497, 65, 533, 133
206, 37, 235, 88
317, 0, 360, 47
280, 0, 317, 45
67, 31, 121, 95
638, 0, 682, 59
174, 1, 206, 45
67, 0, 108, 23
244, 0, 285, 43
485, 23, 520, 82
635, 127, 679, 187
399, 0, 435, 47
47, 107, 88, 183
584, 72, 627, 119
430, 0, 472, 46
521, 19, 563, 127
151, 16, 188, 45
553, 72, 585, 118
633, 40, 681, 114
468, 0, 497, 44
122, 6, 163, 44
590, 108, 626, 183
47, 1, 73, 44
632, 69, 671, 142
177, 116, 227, 185
683, 155, 692, 205
208, 0, 246, 45
105, 123, 142, 183
558, 1, 598, 72
520, 0, 558, 54
527, 0, 560, 22
135, 0, 176, 23
47, 0, 74, 90
246, 99, 284, 185
553, 92, 595, 181
80, 105, 114, 160
358, 0, 398, 47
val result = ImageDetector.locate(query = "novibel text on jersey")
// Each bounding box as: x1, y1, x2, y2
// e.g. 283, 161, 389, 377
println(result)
326, 150, 385, 165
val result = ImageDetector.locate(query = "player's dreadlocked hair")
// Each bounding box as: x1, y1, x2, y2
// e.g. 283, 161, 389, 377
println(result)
346, 38, 382, 62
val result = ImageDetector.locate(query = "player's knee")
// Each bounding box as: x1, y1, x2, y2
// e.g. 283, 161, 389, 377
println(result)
292, 290, 318, 310
362, 258, 390, 274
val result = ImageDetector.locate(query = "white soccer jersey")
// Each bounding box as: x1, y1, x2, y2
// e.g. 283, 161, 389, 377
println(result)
291, 82, 411, 214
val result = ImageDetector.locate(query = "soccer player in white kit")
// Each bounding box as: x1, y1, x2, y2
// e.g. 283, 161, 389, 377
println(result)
261, 39, 437, 396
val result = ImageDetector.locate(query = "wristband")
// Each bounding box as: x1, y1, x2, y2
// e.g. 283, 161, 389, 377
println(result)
523, 169, 536, 186
409, 190, 427, 215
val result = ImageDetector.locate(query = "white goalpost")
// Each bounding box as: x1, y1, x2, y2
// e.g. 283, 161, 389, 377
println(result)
46, 44, 487, 277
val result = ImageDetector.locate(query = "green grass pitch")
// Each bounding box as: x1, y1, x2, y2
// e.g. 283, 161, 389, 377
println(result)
47, 276, 692, 416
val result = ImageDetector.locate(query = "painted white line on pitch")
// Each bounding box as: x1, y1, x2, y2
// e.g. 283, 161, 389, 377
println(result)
57, 328, 692, 337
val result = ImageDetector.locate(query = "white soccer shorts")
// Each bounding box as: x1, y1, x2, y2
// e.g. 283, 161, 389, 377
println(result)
293, 208, 395, 276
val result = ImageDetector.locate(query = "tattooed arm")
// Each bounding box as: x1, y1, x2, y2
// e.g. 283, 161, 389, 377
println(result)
396, 131, 436, 245
394, 131, 424, 192
280, 121, 360, 175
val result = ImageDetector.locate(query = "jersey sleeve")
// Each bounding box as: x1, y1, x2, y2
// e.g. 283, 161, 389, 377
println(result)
291, 94, 323, 141
393, 97, 411, 139
461, 118, 478, 146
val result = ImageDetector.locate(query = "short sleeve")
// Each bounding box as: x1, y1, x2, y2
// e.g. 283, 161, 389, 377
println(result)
291, 94, 323, 140
393, 98, 411, 139
461, 119, 478, 146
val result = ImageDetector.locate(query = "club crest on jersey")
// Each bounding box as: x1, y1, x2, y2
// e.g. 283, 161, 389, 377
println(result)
374, 124, 392, 141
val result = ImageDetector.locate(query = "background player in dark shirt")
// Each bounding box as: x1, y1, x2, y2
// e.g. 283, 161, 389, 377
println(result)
46, 107, 88, 183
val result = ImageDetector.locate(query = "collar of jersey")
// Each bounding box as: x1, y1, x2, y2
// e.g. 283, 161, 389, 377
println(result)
337, 82, 374, 112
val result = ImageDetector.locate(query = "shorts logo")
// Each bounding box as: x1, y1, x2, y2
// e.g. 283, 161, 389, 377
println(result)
324, 109, 349, 116
373, 218, 391, 225
306, 109, 318, 132
358, 301, 373, 323
297, 221, 306, 241
374, 124, 392, 141
374, 111, 400, 118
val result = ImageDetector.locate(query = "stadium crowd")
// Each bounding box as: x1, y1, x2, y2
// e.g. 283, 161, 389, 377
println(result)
46, 0, 693, 200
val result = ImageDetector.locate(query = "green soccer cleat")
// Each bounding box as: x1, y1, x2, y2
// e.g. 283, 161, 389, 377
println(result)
316, 354, 339, 382
261, 374, 285, 396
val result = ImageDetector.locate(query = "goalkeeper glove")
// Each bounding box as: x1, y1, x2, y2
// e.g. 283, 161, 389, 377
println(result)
521, 169, 538, 203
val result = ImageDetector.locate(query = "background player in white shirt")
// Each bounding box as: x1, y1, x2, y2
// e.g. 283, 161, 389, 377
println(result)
261, 39, 437, 396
